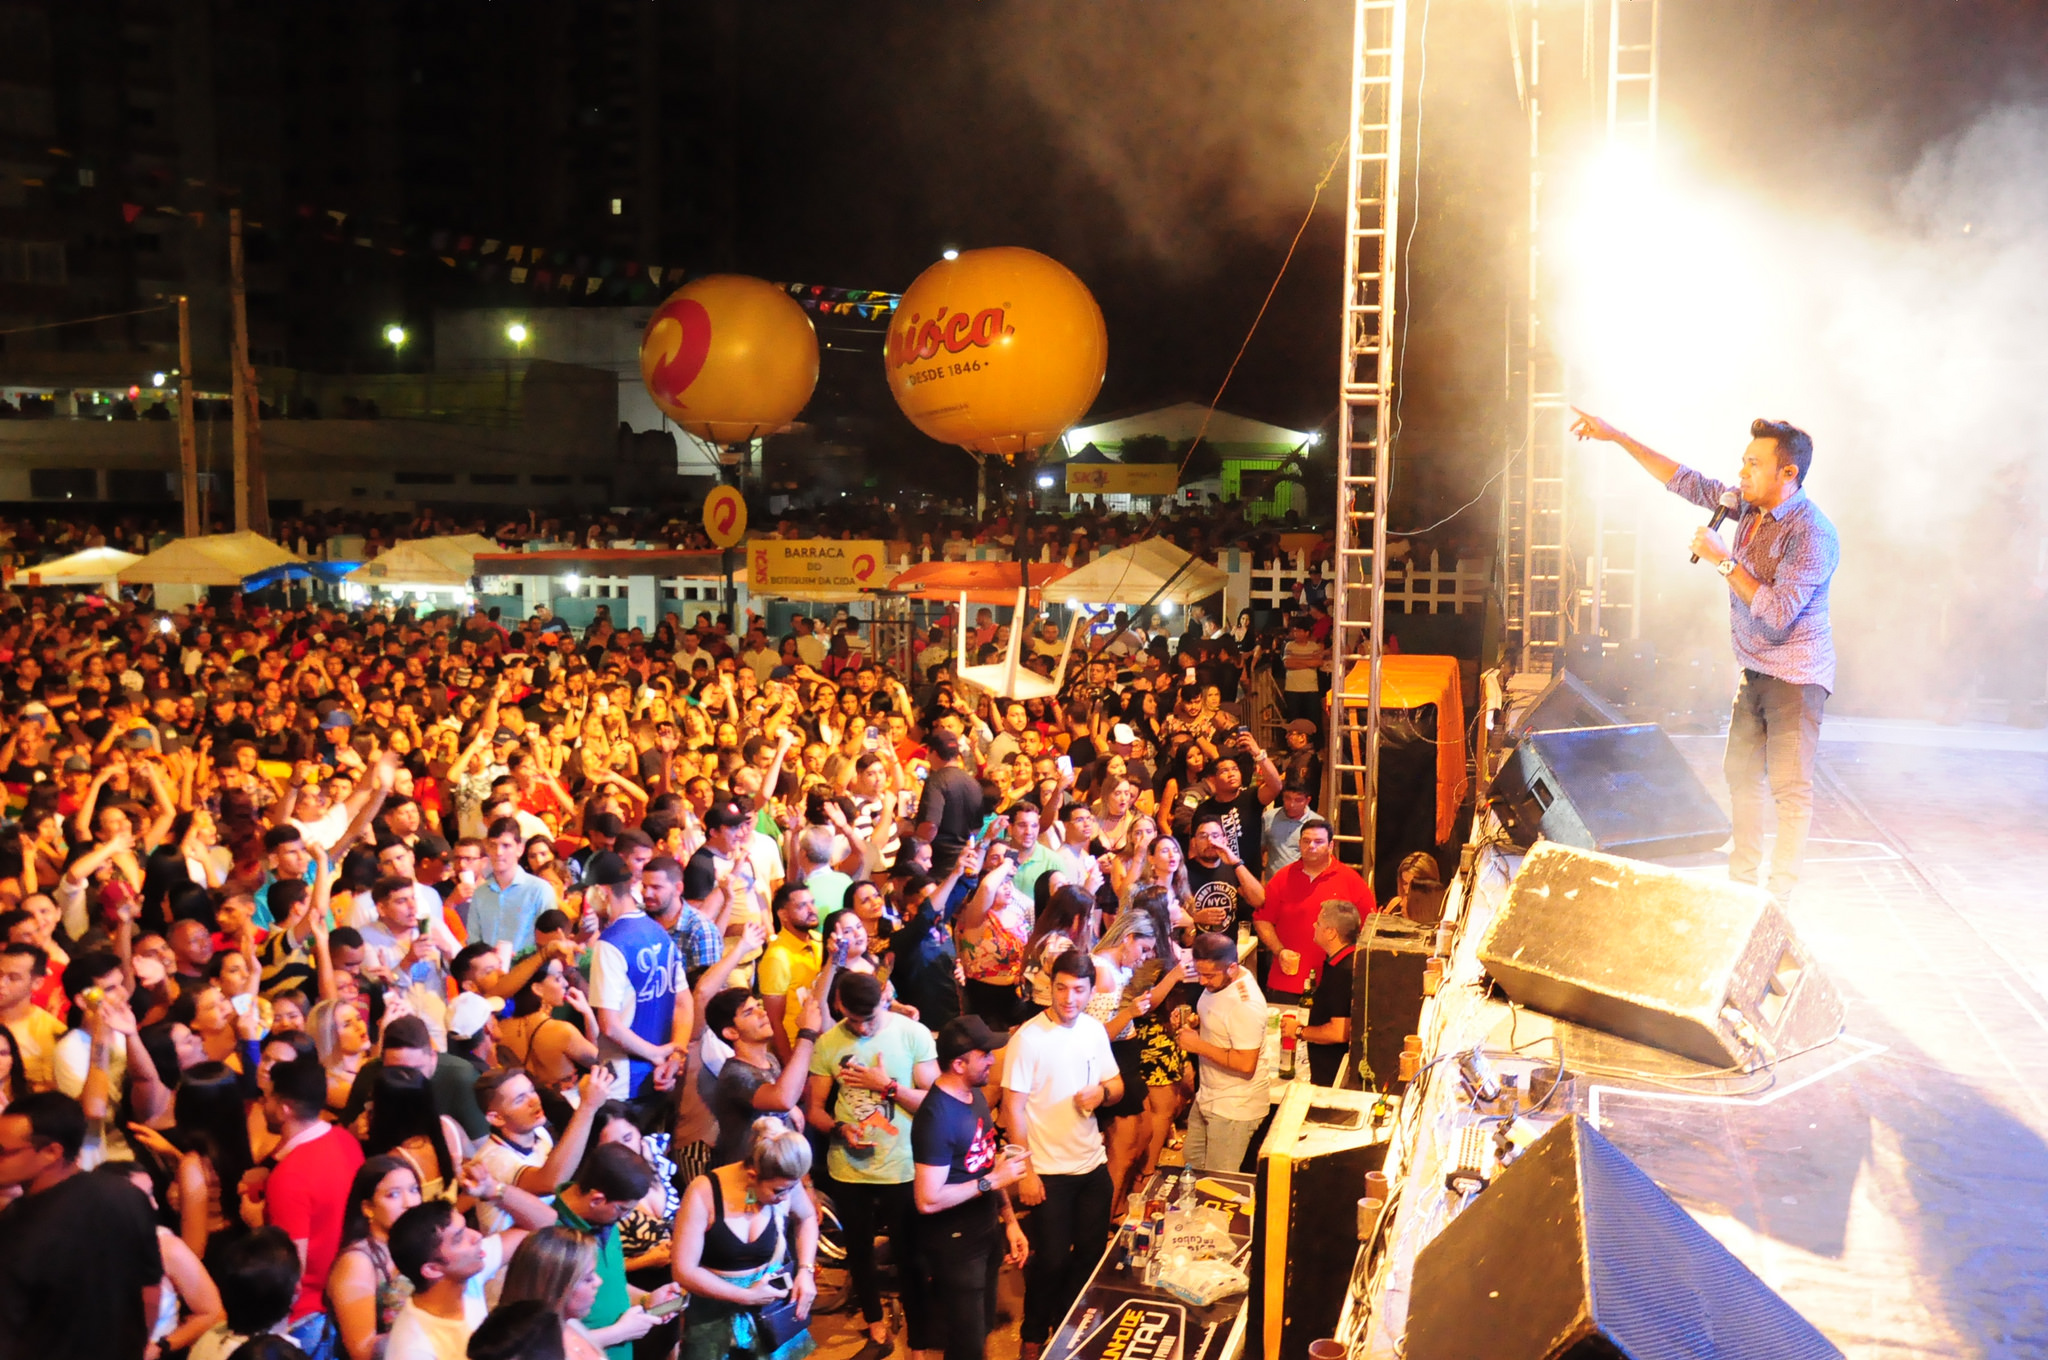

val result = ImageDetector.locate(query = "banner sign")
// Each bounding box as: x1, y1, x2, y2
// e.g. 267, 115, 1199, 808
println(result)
749, 539, 886, 594
1066, 464, 1179, 496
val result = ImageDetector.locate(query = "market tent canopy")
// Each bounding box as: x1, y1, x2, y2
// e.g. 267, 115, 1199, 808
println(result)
243, 561, 360, 592
118, 532, 305, 587
1051, 538, 1227, 606
348, 534, 502, 589
15, 546, 143, 588
884, 560, 1071, 606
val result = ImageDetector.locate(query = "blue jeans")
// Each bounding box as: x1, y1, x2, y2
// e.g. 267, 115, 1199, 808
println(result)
1724, 669, 1827, 898
1183, 1101, 1262, 1174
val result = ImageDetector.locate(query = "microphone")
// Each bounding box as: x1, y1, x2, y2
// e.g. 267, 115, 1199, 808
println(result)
1691, 490, 1740, 564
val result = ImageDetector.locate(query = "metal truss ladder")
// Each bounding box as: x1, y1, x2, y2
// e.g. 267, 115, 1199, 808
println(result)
1589, 0, 1660, 651
1327, 0, 1408, 877
1505, 0, 1570, 677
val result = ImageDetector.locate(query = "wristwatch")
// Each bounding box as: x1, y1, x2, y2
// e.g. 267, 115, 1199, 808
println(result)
1716, 559, 1737, 579
977, 1175, 995, 1195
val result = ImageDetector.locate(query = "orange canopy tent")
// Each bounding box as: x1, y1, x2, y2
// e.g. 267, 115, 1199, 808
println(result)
884, 560, 1072, 606
1342, 653, 1467, 847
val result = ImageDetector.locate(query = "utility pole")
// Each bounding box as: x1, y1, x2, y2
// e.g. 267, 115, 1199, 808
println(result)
177, 295, 199, 537
228, 207, 268, 534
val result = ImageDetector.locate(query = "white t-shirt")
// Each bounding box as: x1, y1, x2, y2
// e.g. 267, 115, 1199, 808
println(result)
469, 1128, 553, 1235
53, 1026, 127, 1167
383, 1234, 505, 1360
1002, 1011, 1116, 1176
1194, 971, 1270, 1120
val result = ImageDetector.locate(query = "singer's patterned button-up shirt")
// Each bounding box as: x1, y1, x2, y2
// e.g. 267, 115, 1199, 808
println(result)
1669, 467, 1840, 692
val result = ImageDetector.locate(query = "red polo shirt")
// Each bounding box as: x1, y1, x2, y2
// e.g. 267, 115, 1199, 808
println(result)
1253, 857, 1375, 993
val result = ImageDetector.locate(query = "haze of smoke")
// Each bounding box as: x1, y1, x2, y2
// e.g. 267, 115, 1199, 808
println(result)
1562, 104, 2048, 715
973, 0, 1349, 272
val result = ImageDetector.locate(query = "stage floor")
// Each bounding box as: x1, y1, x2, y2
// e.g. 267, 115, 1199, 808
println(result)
1619, 724, 2048, 1358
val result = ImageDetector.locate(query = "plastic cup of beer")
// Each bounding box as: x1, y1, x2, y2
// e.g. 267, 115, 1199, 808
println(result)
1280, 948, 1302, 975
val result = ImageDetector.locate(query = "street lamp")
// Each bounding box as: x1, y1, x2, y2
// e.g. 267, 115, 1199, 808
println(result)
506, 322, 529, 347
384, 325, 407, 371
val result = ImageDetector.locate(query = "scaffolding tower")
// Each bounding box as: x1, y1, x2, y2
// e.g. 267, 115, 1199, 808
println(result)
1504, 0, 1571, 677
1588, 0, 1661, 649
1327, 0, 1408, 876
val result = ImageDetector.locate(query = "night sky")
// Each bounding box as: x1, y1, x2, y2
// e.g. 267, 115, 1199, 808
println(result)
706, 0, 2048, 516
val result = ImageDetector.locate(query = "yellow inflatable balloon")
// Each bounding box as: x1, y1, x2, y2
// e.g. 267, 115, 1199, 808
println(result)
885, 247, 1107, 460
640, 275, 819, 445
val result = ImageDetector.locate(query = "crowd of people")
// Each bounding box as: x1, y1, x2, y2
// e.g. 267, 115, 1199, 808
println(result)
0, 559, 1444, 1360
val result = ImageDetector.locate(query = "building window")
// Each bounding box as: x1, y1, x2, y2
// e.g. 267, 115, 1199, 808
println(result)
29, 469, 97, 501
610, 197, 623, 215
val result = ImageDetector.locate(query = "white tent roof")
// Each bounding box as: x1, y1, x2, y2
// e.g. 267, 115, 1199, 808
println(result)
1063, 402, 1310, 450
1053, 538, 1228, 606
16, 546, 144, 587
347, 534, 500, 588
118, 532, 305, 587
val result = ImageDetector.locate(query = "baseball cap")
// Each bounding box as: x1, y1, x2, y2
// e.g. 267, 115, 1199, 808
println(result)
320, 709, 355, 729
936, 1014, 1010, 1067
62, 754, 91, 773
1111, 722, 1136, 746
492, 728, 520, 745
446, 991, 497, 1042
1286, 718, 1319, 736
582, 851, 635, 889
703, 799, 751, 832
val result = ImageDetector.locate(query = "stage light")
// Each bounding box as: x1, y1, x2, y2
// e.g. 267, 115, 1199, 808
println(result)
506, 322, 529, 345
1036, 473, 1055, 488
151, 373, 166, 388
564, 574, 582, 593
384, 325, 407, 348
942, 248, 960, 261
1159, 600, 1175, 616
1308, 431, 1322, 446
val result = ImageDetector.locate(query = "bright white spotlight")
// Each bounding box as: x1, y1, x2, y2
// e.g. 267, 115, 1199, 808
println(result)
942, 249, 960, 261
1159, 600, 1175, 616
151, 373, 166, 388
384, 325, 407, 347
1307, 431, 1322, 446
506, 322, 529, 345
1036, 474, 1055, 488
563, 574, 582, 594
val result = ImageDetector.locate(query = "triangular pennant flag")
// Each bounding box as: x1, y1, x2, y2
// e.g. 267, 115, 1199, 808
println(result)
482, 239, 499, 255
535, 270, 553, 288
438, 255, 455, 266
122, 202, 143, 223
622, 261, 638, 278
327, 209, 347, 224
298, 204, 315, 217
456, 235, 474, 252
355, 237, 374, 247
389, 247, 406, 257
585, 276, 602, 295
508, 244, 524, 262
510, 266, 529, 284
557, 273, 575, 291
647, 266, 663, 286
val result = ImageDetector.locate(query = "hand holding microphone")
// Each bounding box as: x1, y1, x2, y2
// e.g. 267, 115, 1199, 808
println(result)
1690, 490, 1740, 565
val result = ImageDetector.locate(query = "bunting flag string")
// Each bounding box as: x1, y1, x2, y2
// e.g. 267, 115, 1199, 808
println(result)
14, 140, 900, 317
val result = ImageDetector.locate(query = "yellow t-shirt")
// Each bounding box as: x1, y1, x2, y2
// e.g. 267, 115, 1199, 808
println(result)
755, 930, 822, 1042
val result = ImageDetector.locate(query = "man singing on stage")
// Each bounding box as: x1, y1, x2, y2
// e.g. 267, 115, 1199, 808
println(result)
1569, 410, 1839, 900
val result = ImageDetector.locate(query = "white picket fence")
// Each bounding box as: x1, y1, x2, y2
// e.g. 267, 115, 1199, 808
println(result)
1220, 549, 1487, 620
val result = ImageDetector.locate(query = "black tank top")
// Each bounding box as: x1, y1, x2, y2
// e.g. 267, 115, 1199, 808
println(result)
688, 1171, 786, 1321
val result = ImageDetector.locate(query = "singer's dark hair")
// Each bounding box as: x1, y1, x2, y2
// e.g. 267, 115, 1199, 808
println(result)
1751, 419, 1813, 486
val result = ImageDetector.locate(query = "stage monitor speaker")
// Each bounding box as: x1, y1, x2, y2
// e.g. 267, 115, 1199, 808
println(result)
1406, 1115, 1843, 1359
1487, 722, 1730, 859
1478, 843, 1844, 1068
1350, 914, 1433, 1092
1507, 668, 1627, 740
1250, 1085, 1389, 1360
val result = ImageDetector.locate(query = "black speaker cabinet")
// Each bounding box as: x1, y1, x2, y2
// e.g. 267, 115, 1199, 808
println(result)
1407, 1115, 1842, 1359
1487, 722, 1730, 859
1350, 914, 1433, 1092
1508, 668, 1628, 740
1478, 843, 1844, 1068
1250, 1085, 1389, 1360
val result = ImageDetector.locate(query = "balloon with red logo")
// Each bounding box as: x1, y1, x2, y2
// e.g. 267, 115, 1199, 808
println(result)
885, 247, 1107, 460
639, 275, 819, 445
